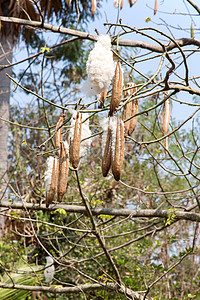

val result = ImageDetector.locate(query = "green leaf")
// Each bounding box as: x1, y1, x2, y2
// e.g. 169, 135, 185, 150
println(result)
55, 208, 67, 216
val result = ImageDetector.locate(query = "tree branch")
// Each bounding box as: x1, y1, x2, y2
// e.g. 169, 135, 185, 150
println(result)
0, 16, 200, 52
0, 282, 150, 299
186, 0, 200, 15
1, 201, 200, 222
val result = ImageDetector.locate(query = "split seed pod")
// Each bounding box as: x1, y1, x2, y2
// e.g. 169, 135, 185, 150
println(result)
161, 94, 171, 153
111, 117, 125, 181
55, 115, 64, 152
122, 82, 138, 135
122, 82, 136, 135
102, 118, 112, 177
91, 0, 97, 17
69, 112, 82, 168
57, 141, 69, 202
98, 89, 108, 108
109, 61, 123, 116
45, 157, 58, 208
129, 98, 139, 135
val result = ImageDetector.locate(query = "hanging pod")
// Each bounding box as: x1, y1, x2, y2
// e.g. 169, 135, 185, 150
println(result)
109, 61, 123, 116
111, 117, 125, 181
57, 141, 69, 202
122, 82, 138, 135
128, 0, 138, 7
102, 117, 112, 177
98, 89, 108, 108
154, 0, 158, 15
91, 0, 97, 17
54, 114, 64, 153
129, 98, 139, 135
44, 156, 58, 208
161, 93, 171, 153
69, 112, 82, 168
123, 82, 136, 135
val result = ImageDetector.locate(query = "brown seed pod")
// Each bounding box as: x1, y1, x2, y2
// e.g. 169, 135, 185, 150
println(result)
91, 0, 97, 17
128, 0, 137, 7
111, 118, 124, 181
98, 89, 108, 108
161, 95, 171, 152
122, 101, 132, 135
109, 61, 123, 116
69, 112, 82, 168
55, 115, 64, 152
46, 157, 57, 208
65, 0, 71, 7
120, 0, 124, 9
122, 82, 136, 135
57, 142, 69, 202
154, 0, 158, 15
120, 120, 125, 170
129, 98, 139, 135
102, 118, 112, 177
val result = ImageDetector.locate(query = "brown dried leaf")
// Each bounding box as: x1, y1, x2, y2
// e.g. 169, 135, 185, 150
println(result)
57, 142, 69, 202
109, 61, 123, 116
102, 119, 112, 177
1, 0, 39, 38
40, 0, 62, 20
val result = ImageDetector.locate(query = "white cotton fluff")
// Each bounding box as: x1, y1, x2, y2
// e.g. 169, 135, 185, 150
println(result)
113, 0, 121, 8
109, 117, 118, 159
44, 157, 56, 195
80, 113, 91, 157
101, 117, 124, 158
63, 140, 69, 156
44, 256, 55, 283
83, 35, 115, 96
68, 110, 91, 157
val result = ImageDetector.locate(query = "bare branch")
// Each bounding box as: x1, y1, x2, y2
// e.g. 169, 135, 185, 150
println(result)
1, 201, 200, 222
0, 282, 150, 299
185, 0, 200, 15
0, 16, 200, 52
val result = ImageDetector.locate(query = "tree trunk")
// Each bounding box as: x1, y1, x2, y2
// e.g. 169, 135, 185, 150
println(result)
0, 36, 13, 238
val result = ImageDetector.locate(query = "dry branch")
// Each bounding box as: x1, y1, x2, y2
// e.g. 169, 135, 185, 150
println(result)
0, 201, 200, 222
0, 282, 150, 299
0, 16, 200, 53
